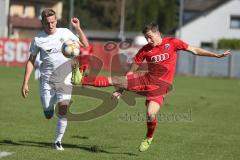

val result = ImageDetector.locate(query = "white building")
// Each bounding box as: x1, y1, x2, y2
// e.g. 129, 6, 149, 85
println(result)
0, 0, 63, 39
176, 0, 240, 47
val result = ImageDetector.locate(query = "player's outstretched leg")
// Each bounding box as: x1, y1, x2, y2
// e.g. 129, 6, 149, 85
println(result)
71, 63, 110, 87
81, 76, 111, 87
73, 74, 126, 89
71, 57, 127, 88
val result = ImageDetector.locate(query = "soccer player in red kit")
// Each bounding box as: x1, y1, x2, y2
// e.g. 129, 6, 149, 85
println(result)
72, 22, 230, 152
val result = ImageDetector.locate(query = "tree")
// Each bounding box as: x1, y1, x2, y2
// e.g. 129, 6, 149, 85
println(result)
61, 0, 177, 34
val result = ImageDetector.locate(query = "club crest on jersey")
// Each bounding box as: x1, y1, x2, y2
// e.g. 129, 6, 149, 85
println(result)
151, 53, 169, 62
164, 44, 170, 50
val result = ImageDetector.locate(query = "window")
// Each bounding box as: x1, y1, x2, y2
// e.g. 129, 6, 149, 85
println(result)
23, 6, 35, 18
230, 15, 240, 29
10, 5, 24, 17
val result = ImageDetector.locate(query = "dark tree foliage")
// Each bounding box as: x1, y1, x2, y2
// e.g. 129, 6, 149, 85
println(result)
61, 0, 177, 33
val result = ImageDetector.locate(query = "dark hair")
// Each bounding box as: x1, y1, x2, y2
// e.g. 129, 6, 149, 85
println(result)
41, 8, 56, 21
142, 22, 159, 34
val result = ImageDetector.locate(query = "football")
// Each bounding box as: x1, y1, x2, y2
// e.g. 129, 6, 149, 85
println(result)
62, 40, 80, 58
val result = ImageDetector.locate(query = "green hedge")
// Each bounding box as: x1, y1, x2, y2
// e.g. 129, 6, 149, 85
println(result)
218, 39, 240, 49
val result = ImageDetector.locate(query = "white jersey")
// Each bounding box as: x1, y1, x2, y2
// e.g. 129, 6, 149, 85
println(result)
30, 28, 79, 81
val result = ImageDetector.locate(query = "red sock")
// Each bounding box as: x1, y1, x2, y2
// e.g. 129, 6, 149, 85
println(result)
146, 117, 157, 138
82, 76, 110, 87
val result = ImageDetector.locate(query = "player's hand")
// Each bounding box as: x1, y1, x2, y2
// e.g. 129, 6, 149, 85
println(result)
71, 17, 81, 29
216, 50, 231, 58
111, 91, 122, 100
22, 84, 29, 98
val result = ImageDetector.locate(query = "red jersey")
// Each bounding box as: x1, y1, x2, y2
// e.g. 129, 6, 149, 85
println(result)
133, 37, 188, 84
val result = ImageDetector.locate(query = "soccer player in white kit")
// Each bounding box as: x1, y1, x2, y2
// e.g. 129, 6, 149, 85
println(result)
21, 8, 89, 150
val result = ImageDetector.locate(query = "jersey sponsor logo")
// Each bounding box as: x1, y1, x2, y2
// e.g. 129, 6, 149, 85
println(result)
151, 53, 169, 62
46, 48, 60, 54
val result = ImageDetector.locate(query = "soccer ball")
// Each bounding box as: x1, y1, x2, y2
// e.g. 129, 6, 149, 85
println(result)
62, 40, 80, 58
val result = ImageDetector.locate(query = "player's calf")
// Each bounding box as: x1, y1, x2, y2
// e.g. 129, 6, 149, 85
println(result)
54, 103, 68, 151
57, 104, 68, 116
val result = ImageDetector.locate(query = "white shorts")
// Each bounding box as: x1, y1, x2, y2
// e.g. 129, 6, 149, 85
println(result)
39, 73, 72, 111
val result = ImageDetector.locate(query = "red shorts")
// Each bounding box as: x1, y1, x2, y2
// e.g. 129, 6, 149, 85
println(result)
127, 73, 170, 106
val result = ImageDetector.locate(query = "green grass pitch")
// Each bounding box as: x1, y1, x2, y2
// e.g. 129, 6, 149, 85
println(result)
0, 66, 240, 160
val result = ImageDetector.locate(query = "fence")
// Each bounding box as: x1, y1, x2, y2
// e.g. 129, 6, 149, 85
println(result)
177, 49, 240, 78
0, 38, 239, 78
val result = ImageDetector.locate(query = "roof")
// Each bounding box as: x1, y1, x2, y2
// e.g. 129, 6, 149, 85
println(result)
184, 0, 230, 12
9, 16, 42, 29
10, 0, 60, 5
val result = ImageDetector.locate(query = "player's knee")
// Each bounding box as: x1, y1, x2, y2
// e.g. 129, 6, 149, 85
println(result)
147, 114, 156, 122
112, 76, 127, 88
44, 110, 54, 119
57, 105, 68, 116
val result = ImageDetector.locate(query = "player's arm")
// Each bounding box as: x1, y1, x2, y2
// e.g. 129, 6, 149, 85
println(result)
186, 46, 231, 58
22, 55, 37, 98
71, 17, 89, 48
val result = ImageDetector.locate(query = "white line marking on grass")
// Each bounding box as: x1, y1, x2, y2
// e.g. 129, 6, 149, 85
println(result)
0, 151, 14, 158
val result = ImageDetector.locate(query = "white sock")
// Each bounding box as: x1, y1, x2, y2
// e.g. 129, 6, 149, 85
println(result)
55, 117, 67, 143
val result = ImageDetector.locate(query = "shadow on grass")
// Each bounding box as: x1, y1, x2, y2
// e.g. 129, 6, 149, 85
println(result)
71, 135, 89, 139
0, 139, 138, 156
